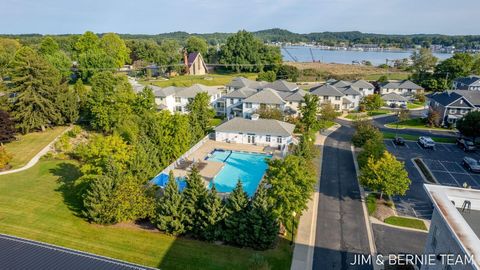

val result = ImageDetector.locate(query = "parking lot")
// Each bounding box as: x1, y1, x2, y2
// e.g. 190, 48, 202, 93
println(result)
384, 139, 480, 219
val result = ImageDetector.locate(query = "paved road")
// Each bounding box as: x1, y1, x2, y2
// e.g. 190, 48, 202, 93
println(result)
313, 122, 372, 270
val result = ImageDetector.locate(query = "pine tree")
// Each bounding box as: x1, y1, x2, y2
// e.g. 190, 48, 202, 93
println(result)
182, 166, 208, 234
197, 184, 226, 241
56, 83, 79, 124
247, 184, 279, 250
223, 180, 249, 246
0, 110, 16, 143
82, 175, 116, 224
155, 171, 187, 236
7, 47, 62, 133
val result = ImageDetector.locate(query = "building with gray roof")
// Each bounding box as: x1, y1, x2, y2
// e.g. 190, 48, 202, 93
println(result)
264, 80, 298, 92
453, 75, 480, 91
380, 80, 423, 97
427, 90, 480, 126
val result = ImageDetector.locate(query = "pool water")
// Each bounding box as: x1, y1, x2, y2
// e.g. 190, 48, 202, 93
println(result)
207, 150, 271, 196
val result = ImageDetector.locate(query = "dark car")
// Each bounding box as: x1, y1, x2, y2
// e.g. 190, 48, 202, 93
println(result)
393, 137, 405, 145
456, 138, 476, 152
462, 157, 480, 173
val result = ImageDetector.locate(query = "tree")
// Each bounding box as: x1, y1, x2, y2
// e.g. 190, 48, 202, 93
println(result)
7, 47, 62, 133
223, 180, 249, 246
99, 33, 131, 68
410, 48, 438, 82
360, 151, 411, 199
357, 136, 386, 168
319, 102, 338, 122
0, 38, 21, 75
82, 175, 117, 224
415, 93, 426, 103
0, 146, 12, 170
0, 110, 16, 143
456, 111, 480, 142
265, 155, 316, 225
427, 108, 441, 127
158, 39, 182, 73
73, 79, 89, 110
257, 71, 276, 82
352, 120, 383, 147
434, 53, 475, 88
255, 107, 283, 120
187, 92, 215, 143
247, 184, 279, 250
299, 94, 320, 132
276, 65, 300, 82
360, 94, 384, 111
182, 166, 208, 234
155, 171, 187, 236
293, 132, 317, 160
185, 36, 208, 56
197, 184, 225, 241
134, 87, 156, 113
56, 83, 79, 124
39, 37, 72, 79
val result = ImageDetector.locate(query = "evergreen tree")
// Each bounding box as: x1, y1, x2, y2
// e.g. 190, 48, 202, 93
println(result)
299, 94, 320, 133
7, 47, 62, 133
56, 83, 79, 124
73, 79, 89, 112
155, 171, 187, 236
82, 175, 116, 224
0, 110, 16, 143
223, 180, 249, 246
39, 37, 72, 79
182, 166, 208, 234
247, 184, 279, 250
197, 184, 225, 241
187, 92, 215, 144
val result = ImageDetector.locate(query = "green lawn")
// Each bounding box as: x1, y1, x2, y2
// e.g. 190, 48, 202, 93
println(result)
406, 102, 424, 110
366, 193, 377, 216
384, 216, 427, 231
345, 110, 389, 120
4, 126, 69, 168
367, 109, 390, 117
141, 73, 258, 87
382, 131, 456, 143
385, 118, 450, 131
0, 160, 292, 269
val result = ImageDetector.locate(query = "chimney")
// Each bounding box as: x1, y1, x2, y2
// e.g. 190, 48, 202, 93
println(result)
183, 49, 189, 74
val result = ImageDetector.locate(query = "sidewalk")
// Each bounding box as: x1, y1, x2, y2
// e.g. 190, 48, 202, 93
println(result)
0, 126, 72, 176
290, 123, 340, 270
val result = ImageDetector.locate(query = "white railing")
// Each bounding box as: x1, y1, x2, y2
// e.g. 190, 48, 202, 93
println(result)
155, 133, 212, 178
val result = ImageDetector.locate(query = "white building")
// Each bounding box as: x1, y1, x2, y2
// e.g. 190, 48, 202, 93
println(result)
214, 115, 295, 148
381, 92, 408, 107
328, 79, 375, 97
423, 184, 480, 270
380, 80, 424, 97
242, 88, 286, 118
310, 84, 349, 111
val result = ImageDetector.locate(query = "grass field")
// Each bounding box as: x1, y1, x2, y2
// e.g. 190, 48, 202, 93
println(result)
345, 109, 390, 120
385, 118, 451, 131
407, 102, 425, 110
4, 126, 69, 168
367, 109, 390, 117
384, 216, 427, 231
0, 160, 292, 269
366, 193, 377, 216
141, 73, 258, 87
382, 131, 456, 144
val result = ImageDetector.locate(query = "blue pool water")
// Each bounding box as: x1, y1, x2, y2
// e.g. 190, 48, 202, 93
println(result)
207, 150, 271, 196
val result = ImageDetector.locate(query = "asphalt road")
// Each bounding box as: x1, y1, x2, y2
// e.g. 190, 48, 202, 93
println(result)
313, 122, 372, 270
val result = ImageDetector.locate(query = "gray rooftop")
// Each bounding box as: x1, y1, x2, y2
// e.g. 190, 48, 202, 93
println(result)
0, 234, 154, 270
381, 80, 423, 90
310, 84, 345, 97
341, 86, 362, 96
281, 89, 309, 102
223, 87, 257, 99
215, 117, 295, 137
460, 209, 480, 238
243, 88, 285, 104
176, 84, 221, 98
454, 75, 480, 87
227, 77, 267, 90
381, 92, 408, 102
428, 90, 480, 107
264, 80, 298, 92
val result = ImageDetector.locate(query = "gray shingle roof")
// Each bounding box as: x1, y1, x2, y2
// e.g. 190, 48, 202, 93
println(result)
381, 80, 423, 90
310, 84, 345, 97
282, 89, 309, 102
264, 80, 298, 92
427, 91, 462, 106
153, 86, 181, 97
330, 80, 352, 88
243, 88, 285, 104
351, 80, 374, 89
215, 117, 295, 137
452, 90, 480, 106
176, 84, 221, 98
223, 87, 257, 99
227, 77, 267, 90
340, 86, 362, 96
454, 75, 480, 87
381, 93, 408, 102
0, 234, 154, 270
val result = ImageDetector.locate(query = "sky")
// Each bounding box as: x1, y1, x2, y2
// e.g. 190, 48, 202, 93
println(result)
1, 0, 479, 35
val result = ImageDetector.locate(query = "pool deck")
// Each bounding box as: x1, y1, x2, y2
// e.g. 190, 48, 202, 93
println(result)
171, 139, 281, 184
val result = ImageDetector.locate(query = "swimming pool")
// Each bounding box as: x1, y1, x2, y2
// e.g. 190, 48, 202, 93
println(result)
207, 150, 271, 196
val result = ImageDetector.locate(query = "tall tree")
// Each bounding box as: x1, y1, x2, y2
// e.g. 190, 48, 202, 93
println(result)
299, 94, 320, 133
0, 110, 16, 143
197, 184, 225, 241
56, 83, 79, 124
410, 48, 437, 80
247, 184, 279, 250
319, 102, 338, 122
434, 53, 475, 89
360, 151, 411, 199
155, 171, 187, 236
0, 38, 21, 76
182, 166, 208, 234
185, 36, 208, 56
74, 31, 116, 81
39, 36, 72, 79
82, 175, 117, 224
187, 92, 215, 143
456, 111, 480, 142
158, 39, 182, 72
7, 47, 62, 133
100, 33, 131, 68
223, 180, 249, 246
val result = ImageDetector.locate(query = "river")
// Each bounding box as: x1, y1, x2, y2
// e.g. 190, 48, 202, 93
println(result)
281, 46, 452, 65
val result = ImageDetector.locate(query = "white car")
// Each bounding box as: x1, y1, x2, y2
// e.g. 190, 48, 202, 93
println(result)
418, 136, 435, 149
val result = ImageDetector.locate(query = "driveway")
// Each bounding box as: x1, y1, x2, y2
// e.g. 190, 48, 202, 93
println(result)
313, 122, 372, 270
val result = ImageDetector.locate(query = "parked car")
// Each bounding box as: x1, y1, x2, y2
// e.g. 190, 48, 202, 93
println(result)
393, 136, 405, 146
456, 138, 476, 152
418, 136, 435, 149
462, 157, 480, 173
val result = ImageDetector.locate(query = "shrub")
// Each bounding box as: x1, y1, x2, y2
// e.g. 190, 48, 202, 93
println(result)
257, 70, 276, 82
352, 120, 383, 147
0, 146, 12, 170
67, 125, 82, 137
248, 254, 271, 270
357, 137, 386, 168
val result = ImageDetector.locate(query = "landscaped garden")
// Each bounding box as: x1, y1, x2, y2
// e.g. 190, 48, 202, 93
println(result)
385, 118, 452, 131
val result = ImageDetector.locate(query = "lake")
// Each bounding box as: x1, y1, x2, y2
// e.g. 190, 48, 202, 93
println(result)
281, 46, 452, 65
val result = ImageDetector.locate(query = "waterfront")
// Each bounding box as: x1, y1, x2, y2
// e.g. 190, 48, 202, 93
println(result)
281, 46, 452, 65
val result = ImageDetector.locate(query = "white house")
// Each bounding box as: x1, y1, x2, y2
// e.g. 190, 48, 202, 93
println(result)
226, 77, 268, 92
223, 87, 257, 117
329, 79, 374, 97
380, 80, 424, 97
310, 84, 347, 111
214, 116, 295, 148
242, 88, 286, 118
381, 92, 408, 107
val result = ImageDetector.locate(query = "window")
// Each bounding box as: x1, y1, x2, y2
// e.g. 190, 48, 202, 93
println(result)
175, 106, 182, 112
323, 96, 329, 100
175, 97, 181, 103
245, 103, 252, 108
461, 109, 467, 114
230, 98, 234, 104
335, 96, 341, 101
277, 137, 282, 144
360, 88, 363, 91
266, 135, 271, 142
334, 104, 340, 110
449, 108, 457, 114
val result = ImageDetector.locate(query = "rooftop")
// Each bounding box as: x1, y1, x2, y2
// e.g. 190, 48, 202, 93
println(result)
215, 117, 295, 137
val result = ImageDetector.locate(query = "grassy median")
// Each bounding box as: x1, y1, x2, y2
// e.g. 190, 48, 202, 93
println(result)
384, 216, 427, 231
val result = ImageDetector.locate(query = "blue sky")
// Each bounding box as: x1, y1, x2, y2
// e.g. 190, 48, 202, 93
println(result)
1, 0, 478, 35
